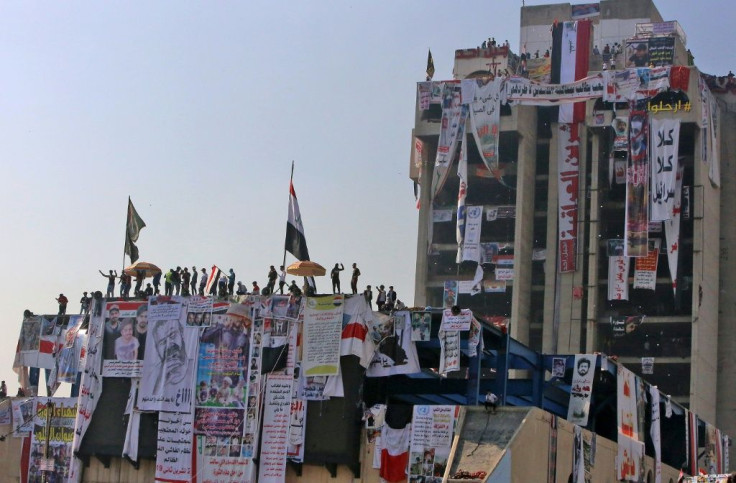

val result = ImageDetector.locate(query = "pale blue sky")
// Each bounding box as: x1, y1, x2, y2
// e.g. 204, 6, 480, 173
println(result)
0, 1, 733, 393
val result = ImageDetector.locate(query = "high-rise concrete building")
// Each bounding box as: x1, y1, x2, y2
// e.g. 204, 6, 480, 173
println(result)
411, 0, 736, 436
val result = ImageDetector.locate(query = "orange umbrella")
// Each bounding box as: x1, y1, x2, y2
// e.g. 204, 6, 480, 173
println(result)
286, 260, 326, 277
124, 261, 162, 278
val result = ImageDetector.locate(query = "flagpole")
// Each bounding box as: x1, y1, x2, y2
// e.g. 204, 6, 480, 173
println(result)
282, 161, 295, 271
122, 196, 129, 272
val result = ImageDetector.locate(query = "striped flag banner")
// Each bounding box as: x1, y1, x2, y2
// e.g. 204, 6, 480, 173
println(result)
205, 265, 223, 295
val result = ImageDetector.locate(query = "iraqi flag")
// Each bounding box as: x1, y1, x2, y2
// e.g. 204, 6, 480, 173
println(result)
555, 19, 592, 123
285, 181, 310, 261
341, 295, 376, 368
379, 424, 411, 482
205, 265, 224, 295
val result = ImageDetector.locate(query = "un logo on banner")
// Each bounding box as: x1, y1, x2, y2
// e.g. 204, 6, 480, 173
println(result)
417, 406, 430, 415
467, 206, 482, 218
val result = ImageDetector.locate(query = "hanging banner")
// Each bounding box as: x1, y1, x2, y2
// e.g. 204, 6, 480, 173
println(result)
572, 425, 585, 483
431, 88, 468, 198
439, 330, 461, 375
456, 138, 468, 263
641, 357, 654, 375
650, 386, 662, 483
567, 354, 597, 426
11, 398, 34, 436
28, 398, 77, 483
505, 74, 604, 105
366, 312, 420, 377
613, 117, 629, 151
15, 315, 59, 370
156, 411, 194, 482
442, 281, 458, 308
409, 405, 458, 481
625, 108, 650, 257
461, 205, 483, 262
495, 268, 514, 281
186, 296, 214, 327
139, 297, 199, 412
469, 77, 503, 172
468, 318, 482, 358
558, 123, 580, 272
439, 308, 473, 331
608, 255, 630, 300
610, 315, 645, 338
258, 374, 293, 483
196, 438, 255, 483
633, 239, 661, 290
102, 301, 147, 377
53, 316, 86, 384
604, 68, 670, 102
664, 168, 683, 295
650, 118, 680, 221
617, 365, 640, 440
287, 398, 306, 462
432, 209, 453, 223
411, 312, 432, 342
302, 295, 344, 377
617, 433, 644, 482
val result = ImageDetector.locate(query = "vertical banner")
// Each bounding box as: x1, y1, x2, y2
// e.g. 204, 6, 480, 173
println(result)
664, 168, 683, 294
625, 108, 650, 257
443, 281, 458, 308
558, 123, 580, 272
438, 331, 461, 375
431, 86, 467, 198
650, 118, 680, 221
608, 255, 630, 301
258, 374, 293, 483
28, 398, 77, 483
139, 297, 199, 412
102, 301, 147, 377
633, 239, 661, 290
156, 411, 194, 482
650, 386, 662, 483
572, 425, 585, 483
408, 406, 457, 481
617, 366, 644, 481
461, 206, 483, 262
547, 415, 558, 483
456, 137, 468, 263
612, 117, 629, 151
12, 398, 35, 437
366, 312, 420, 377
568, 354, 597, 426
469, 77, 503, 172
302, 295, 344, 376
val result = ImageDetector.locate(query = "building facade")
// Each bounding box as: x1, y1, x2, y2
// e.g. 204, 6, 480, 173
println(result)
411, 0, 734, 436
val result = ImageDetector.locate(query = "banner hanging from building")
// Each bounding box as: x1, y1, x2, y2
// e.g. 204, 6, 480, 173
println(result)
15, 315, 59, 370
439, 308, 472, 331
461, 205, 483, 262
28, 398, 77, 483
664, 168, 683, 295
408, 405, 458, 481
650, 386, 662, 483
302, 295, 343, 377
505, 74, 604, 105
625, 108, 650, 257
568, 354, 597, 426
139, 297, 199, 412
469, 77, 503, 172
650, 118, 680, 221
443, 281, 458, 308
558, 123, 580, 272
617, 365, 644, 481
102, 301, 147, 377
156, 411, 194, 482
366, 311, 420, 377
438, 330, 461, 375
559, 20, 591, 123
12, 398, 34, 437
431, 86, 467, 198
257, 374, 293, 483
633, 239, 661, 290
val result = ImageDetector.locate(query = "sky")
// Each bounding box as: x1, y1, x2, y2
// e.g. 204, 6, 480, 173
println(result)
0, 1, 733, 395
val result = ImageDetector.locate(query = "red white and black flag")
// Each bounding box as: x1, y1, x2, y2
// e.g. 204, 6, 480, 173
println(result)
205, 265, 224, 295
285, 181, 310, 261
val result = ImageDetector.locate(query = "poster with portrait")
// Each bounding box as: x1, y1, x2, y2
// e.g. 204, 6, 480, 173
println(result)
16, 315, 59, 370
12, 398, 35, 436
408, 405, 458, 481
195, 301, 252, 436
139, 296, 199, 412
612, 116, 629, 151
27, 398, 77, 483
442, 281, 458, 308
567, 354, 597, 426
366, 312, 420, 377
196, 436, 255, 483
625, 108, 650, 257
552, 357, 566, 378
102, 301, 148, 377
186, 295, 213, 327
410, 312, 432, 342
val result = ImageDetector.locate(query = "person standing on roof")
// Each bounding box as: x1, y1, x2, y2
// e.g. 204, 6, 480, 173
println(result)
266, 265, 278, 295
331, 263, 345, 293
56, 294, 68, 315
228, 269, 236, 295
350, 263, 360, 295
100, 269, 117, 298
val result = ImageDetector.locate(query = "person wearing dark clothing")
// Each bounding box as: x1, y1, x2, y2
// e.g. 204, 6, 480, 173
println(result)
266, 265, 278, 294
278, 266, 286, 294
56, 294, 68, 315
199, 268, 207, 295
228, 269, 236, 295
331, 263, 345, 293
134, 269, 145, 295
172, 266, 182, 296
364, 285, 373, 309
288, 281, 302, 297
0, 381, 7, 398
191, 266, 198, 295
100, 270, 117, 298
80, 292, 91, 314
182, 268, 191, 296
350, 263, 360, 295
152, 271, 162, 295
386, 286, 397, 311
144, 284, 153, 297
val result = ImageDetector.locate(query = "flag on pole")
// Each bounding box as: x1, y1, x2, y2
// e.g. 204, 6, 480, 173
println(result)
285, 181, 310, 261
426, 49, 435, 81
124, 197, 146, 264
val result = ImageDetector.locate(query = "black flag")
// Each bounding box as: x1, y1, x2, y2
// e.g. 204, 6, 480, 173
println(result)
124, 198, 146, 263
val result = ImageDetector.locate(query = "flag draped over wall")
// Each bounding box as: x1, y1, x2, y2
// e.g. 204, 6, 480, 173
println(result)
285, 181, 310, 261
125, 197, 146, 264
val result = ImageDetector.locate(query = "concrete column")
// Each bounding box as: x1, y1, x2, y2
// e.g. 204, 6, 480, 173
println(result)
511, 106, 538, 345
